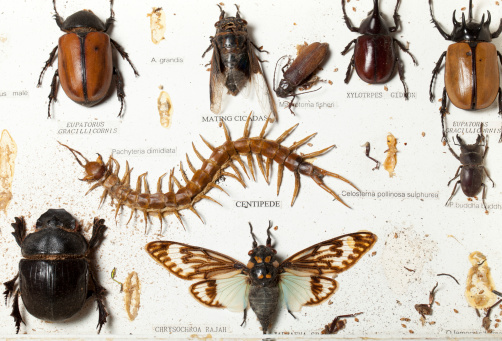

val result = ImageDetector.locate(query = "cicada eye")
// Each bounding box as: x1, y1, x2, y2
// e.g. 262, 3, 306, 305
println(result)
248, 250, 253, 256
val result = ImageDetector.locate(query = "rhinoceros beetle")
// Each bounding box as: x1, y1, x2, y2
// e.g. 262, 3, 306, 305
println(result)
3, 209, 108, 334
37, 0, 139, 118
445, 124, 494, 210
428, 0, 502, 141
341, 0, 417, 99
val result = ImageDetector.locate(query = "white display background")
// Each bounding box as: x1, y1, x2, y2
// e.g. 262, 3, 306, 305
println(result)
1, 0, 502, 339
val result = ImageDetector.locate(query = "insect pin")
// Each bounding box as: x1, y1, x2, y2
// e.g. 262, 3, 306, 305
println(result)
146, 222, 376, 334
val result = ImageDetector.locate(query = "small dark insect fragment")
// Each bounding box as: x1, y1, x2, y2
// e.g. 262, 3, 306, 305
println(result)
415, 282, 438, 319
483, 299, 502, 331
321, 312, 363, 334
361, 142, 380, 170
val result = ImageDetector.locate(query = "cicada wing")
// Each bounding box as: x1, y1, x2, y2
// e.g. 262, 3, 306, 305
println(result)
279, 232, 377, 276
210, 43, 226, 114
279, 272, 338, 312
190, 274, 250, 312
248, 42, 278, 122
145, 241, 247, 280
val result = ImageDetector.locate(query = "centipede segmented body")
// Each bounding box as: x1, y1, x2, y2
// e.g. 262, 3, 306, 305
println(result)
60, 113, 358, 230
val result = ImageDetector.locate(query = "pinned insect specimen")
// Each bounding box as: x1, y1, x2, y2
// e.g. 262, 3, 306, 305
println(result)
60, 113, 358, 230
415, 282, 438, 319
0, 130, 17, 214
321, 312, 363, 334
383, 133, 397, 177
445, 125, 493, 210
146, 222, 376, 334
274, 42, 329, 114
466, 251, 498, 310
428, 0, 502, 141
361, 142, 380, 170
341, 0, 418, 98
3, 209, 108, 333
157, 90, 173, 128
203, 5, 277, 121
147, 8, 166, 44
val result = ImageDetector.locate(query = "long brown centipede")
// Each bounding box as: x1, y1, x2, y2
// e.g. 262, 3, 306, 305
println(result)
60, 113, 358, 230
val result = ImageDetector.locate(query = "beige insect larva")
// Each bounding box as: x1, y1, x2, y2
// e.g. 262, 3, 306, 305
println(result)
465, 251, 498, 309
0, 130, 17, 214
147, 8, 166, 44
123, 272, 141, 321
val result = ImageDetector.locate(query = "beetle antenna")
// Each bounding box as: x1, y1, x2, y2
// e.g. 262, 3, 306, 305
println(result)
266, 221, 273, 246
249, 222, 258, 248
273, 56, 288, 91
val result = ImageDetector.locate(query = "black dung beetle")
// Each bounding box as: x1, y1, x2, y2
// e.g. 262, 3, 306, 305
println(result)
428, 0, 502, 141
3, 209, 108, 334
341, 0, 418, 98
445, 124, 494, 210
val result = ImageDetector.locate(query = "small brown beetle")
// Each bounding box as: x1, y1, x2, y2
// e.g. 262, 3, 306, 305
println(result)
37, 0, 139, 118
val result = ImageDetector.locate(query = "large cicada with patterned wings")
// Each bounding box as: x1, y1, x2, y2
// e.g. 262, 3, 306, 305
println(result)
145, 223, 376, 334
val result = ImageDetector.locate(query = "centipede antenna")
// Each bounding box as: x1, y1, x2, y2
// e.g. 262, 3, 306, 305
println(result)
302, 144, 336, 159
189, 206, 204, 223
255, 154, 269, 183
259, 117, 270, 138
310, 168, 358, 208
246, 154, 256, 181
200, 195, 222, 206
186, 154, 197, 174
58, 141, 89, 167
221, 120, 231, 142
207, 182, 229, 196
231, 156, 250, 179
266, 221, 273, 246
200, 135, 215, 151
291, 173, 301, 206
289, 133, 317, 151
276, 124, 299, 144
192, 143, 206, 162
249, 222, 258, 248
276, 164, 285, 195
156, 173, 167, 193
243, 112, 253, 138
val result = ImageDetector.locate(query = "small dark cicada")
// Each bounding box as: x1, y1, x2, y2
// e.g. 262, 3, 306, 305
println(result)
146, 222, 376, 334
203, 5, 277, 122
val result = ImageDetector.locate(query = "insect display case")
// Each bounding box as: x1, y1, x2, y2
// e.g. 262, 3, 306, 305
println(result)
1, 0, 502, 339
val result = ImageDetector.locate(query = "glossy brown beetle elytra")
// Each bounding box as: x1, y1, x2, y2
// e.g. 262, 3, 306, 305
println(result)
341, 0, 417, 98
429, 0, 502, 141
37, 0, 139, 118
274, 42, 329, 114
445, 124, 494, 210
3, 209, 108, 334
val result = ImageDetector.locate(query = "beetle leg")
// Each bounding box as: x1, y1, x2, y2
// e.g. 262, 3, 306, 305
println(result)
250, 40, 269, 54
11, 216, 26, 247
3, 273, 18, 304
110, 39, 139, 77
52, 0, 64, 29
286, 94, 297, 115
344, 53, 355, 84
10, 290, 24, 334
47, 70, 59, 118
88, 218, 107, 250
446, 139, 461, 160
37, 45, 58, 87
89, 270, 108, 334
482, 167, 495, 188
492, 19, 502, 39
481, 183, 488, 210
341, 39, 357, 56
428, 0, 452, 40
429, 51, 446, 102
104, 0, 115, 32
394, 39, 418, 66
440, 87, 449, 142
113, 67, 125, 118
389, 0, 402, 32
396, 58, 409, 100
341, 0, 359, 32
445, 180, 461, 207
447, 166, 462, 186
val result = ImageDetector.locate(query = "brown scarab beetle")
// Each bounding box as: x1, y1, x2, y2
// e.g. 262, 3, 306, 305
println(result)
37, 0, 139, 118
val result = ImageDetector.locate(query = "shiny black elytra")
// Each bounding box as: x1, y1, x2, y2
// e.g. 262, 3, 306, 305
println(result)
445, 125, 494, 210
341, 0, 417, 98
3, 209, 108, 334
